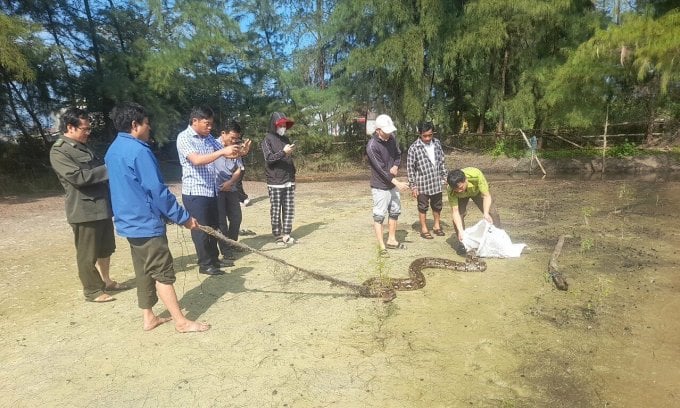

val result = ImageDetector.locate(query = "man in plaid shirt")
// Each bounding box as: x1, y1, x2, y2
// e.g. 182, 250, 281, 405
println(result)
176, 106, 241, 276
407, 122, 448, 240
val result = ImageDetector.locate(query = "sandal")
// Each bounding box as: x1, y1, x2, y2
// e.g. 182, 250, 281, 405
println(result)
432, 229, 446, 236
105, 281, 130, 291
275, 236, 286, 246
420, 231, 434, 239
385, 242, 407, 250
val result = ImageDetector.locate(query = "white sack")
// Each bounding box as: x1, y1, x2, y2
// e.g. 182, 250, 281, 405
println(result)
462, 220, 526, 258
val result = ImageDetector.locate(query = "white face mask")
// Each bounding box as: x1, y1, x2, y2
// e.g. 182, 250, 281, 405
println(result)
276, 127, 287, 136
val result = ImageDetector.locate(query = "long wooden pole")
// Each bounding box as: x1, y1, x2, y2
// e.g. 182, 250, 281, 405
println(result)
519, 129, 546, 176
198, 225, 366, 293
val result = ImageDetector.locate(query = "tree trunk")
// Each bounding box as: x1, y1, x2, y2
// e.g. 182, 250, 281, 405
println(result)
532, 81, 544, 130
8, 80, 49, 144
45, 8, 75, 100
83, 0, 103, 78
3, 80, 31, 139
315, 0, 325, 90
106, 0, 128, 54
477, 61, 495, 133
496, 48, 510, 132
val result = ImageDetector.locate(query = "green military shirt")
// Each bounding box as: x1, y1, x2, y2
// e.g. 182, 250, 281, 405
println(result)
49, 136, 112, 224
447, 167, 490, 206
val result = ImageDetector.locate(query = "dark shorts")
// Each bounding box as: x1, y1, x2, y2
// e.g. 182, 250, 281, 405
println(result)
128, 235, 175, 309
417, 192, 443, 213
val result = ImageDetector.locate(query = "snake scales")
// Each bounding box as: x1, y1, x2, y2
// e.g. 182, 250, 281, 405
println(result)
199, 225, 486, 302
360, 254, 487, 301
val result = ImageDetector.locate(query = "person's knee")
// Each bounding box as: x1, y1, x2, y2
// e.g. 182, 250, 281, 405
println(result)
151, 268, 176, 285
388, 213, 399, 220
373, 214, 385, 223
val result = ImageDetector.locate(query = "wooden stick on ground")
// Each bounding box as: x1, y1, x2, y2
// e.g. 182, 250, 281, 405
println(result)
548, 235, 571, 291
198, 225, 367, 295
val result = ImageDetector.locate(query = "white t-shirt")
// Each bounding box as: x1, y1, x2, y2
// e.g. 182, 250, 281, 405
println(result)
424, 141, 436, 165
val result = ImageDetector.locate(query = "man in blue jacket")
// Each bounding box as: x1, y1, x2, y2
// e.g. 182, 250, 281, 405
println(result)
105, 102, 210, 333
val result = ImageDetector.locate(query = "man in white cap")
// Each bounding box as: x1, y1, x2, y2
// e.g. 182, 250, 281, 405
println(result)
366, 114, 409, 255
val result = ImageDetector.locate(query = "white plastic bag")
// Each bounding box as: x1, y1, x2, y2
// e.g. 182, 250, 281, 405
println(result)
462, 220, 526, 258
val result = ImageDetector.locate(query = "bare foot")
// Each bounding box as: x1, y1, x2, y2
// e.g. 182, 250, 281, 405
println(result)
143, 316, 172, 331
89, 293, 115, 303
175, 320, 211, 333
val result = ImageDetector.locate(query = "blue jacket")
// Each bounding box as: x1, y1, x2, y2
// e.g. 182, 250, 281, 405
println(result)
105, 132, 190, 238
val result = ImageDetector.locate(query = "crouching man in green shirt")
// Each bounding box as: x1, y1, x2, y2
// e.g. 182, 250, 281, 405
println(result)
446, 167, 501, 254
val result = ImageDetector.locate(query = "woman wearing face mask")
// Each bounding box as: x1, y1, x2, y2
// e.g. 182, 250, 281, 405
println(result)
261, 112, 297, 245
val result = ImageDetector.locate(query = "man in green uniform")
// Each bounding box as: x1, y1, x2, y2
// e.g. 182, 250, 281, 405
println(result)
446, 167, 501, 255
50, 107, 125, 302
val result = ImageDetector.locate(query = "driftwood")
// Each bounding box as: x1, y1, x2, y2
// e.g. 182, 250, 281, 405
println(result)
198, 225, 368, 295
548, 235, 570, 291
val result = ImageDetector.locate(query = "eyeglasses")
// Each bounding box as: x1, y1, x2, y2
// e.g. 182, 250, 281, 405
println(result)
77, 127, 92, 132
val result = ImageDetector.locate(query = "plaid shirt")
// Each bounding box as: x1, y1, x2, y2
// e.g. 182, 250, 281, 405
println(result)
176, 125, 223, 197
407, 137, 447, 195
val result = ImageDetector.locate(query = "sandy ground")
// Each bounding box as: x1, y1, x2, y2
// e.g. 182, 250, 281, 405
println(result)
1, 157, 679, 407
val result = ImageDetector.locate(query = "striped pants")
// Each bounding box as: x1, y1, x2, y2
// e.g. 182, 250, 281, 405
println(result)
267, 184, 295, 236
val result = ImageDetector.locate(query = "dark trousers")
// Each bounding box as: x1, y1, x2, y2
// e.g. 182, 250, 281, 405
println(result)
71, 219, 116, 300
454, 195, 501, 235
182, 194, 219, 268
236, 174, 248, 202
217, 190, 242, 256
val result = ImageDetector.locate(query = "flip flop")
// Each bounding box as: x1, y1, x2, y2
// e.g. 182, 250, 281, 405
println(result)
386, 243, 407, 250
379, 249, 389, 257
105, 281, 130, 291
432, 229, 446, 236
420, 232, 434, 239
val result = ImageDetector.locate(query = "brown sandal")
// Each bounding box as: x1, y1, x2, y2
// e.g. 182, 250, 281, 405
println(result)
432, 229, 446, 236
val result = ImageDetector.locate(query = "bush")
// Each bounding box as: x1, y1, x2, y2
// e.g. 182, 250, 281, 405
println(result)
487, 138, 526, 158
607, 141, 639, 157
